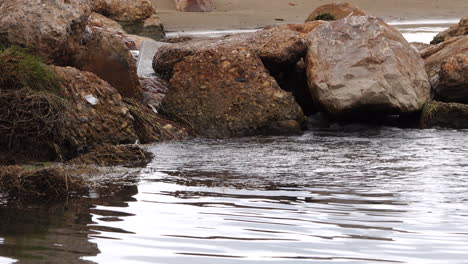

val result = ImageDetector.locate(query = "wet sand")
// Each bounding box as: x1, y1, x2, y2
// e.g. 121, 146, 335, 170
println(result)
151, 0, 467, 31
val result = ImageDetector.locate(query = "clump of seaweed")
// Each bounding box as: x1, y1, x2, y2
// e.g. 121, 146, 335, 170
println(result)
0, 166, 94, 201
124, 98, 195, 143
0, 46, 66, 161
315, 13, 336, 21
69, 144, 153, 168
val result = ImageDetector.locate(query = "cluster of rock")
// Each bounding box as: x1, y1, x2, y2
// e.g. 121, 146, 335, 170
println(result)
420, 17, 468, 128
0, 0, 192, 164
0, 0, 467, 164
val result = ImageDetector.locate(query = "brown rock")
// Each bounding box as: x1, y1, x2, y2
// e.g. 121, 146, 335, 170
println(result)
306, 16, 430, 116
420, 101, 468, 129
0, 0, 91, 64
52, 66, 139, 158
92, 0, 155, 22
422, 36, 468, 88
120, 14, 166, 40
161, 47, 305, 138
411, 42, 432, 52
87, 12, 125, 32
153, 26, 308, 80
434, 53, 468, 104
305, 3, 367, 22
431, 16, 468, 44
73, 25, 143, 99
175, 0, 214, 12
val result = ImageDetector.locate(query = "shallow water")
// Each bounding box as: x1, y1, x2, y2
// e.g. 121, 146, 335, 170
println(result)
1, 127, 468, 264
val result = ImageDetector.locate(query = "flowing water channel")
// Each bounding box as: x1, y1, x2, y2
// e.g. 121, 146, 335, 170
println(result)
1, 21, 468, 264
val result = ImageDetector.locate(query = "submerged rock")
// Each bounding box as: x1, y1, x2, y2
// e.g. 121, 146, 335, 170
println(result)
434, 54, 468, 104
153, 27, 308, 80
306, 16, 430, 117
431, 16, 468, 44
161, 47, 305, 138
175, 0, 214, 12
305, 3, 367, 22
422, 36, 468, 88
0, 0, 91, 64
420, 101, 468, 129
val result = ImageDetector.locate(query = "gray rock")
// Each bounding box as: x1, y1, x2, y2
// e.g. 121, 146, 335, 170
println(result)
306, 16, 430, 116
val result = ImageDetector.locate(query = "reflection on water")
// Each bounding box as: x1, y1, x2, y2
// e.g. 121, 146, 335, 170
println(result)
3, 128, 467, 264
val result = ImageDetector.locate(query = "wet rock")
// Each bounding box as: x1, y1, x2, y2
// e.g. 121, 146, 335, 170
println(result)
422, 36, 468, 88
52, 66, 139, 157
0, 0, 91, 64
69, 144, 153, 168
73, 24, 143, 99
92, 0, 155, 22
306, 16, 430, 116
153, 26, 308, 80
305, 3, 367, 22
175, 0, 214, 12
420, 101, 468, 129
431, 16, 468, 44
434, 54, 468, 104
161, 48, 305, 138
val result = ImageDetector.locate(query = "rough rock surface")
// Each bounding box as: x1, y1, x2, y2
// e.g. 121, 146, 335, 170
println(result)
175, 0, 213, 12
140, 76, 171, 108
73, 24, 143, 99
422, 36, 468, 88
434, 53, 468, 104
411, 42, 431, 52
52, 66, 138, 158
0, 0, 91, 64
420, 101, 468, 129
92, 0, 154, 22
305, 3, 367, 22
431, 16, 468, 44
153, 27, 308, 80
306, 16, 430, 116
161, 48, 305, 138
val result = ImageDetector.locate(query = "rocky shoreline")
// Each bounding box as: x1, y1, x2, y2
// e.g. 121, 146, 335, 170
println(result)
0, 0, 467, 201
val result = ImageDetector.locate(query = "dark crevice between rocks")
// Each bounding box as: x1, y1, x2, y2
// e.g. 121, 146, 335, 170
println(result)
264, 58, 317, 117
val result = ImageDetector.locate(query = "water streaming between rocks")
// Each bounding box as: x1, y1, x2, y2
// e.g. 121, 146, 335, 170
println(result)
1, 22, 467, 264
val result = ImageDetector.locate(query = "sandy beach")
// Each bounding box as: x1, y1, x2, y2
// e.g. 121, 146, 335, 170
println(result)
151, 0, 467, 31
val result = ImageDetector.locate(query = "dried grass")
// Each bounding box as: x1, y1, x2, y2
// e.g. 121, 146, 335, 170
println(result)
69, 144, 153, 168
0, 166, 93, 201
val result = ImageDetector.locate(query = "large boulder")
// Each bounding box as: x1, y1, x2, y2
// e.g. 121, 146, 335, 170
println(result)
72, 22, 144, 99
161, 47, 305, 138
306, 16, 430, 117
422, 36, 468, 88
420, 101, 468, 129
431, 16, 468, 44
153, 27, 308, 80
0, 0, 91, 64
175, 0, 213, 12
305, 3, 367, 22
434, 53, 468, 104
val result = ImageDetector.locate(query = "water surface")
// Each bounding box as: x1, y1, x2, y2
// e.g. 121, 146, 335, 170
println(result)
1, 128, 468, 264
